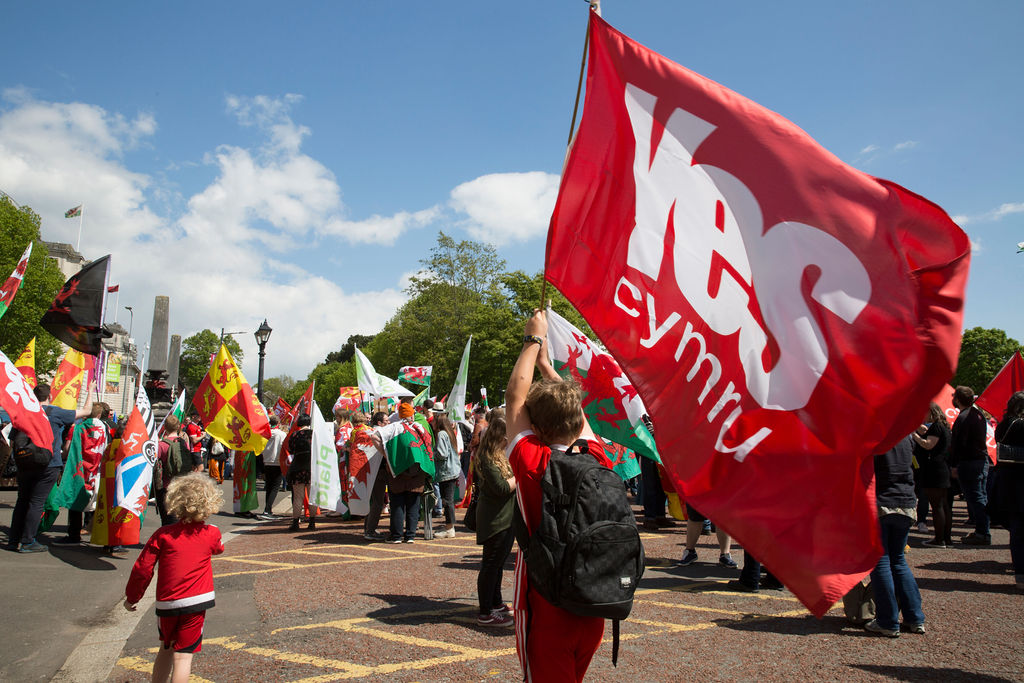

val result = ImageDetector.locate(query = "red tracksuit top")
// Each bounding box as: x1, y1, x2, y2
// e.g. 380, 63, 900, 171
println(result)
126, 521, 224, 616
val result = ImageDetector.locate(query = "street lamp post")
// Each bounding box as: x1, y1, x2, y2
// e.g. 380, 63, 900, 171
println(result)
254, 319, 272, 403
124, 306, 133, 337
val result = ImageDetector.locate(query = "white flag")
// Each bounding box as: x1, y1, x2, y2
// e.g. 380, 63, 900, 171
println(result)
375, 374, 414, 398
309, 400, 347, 513
353, 346, 382, 397
447, 336, 472, 423
345, 426, 384, 517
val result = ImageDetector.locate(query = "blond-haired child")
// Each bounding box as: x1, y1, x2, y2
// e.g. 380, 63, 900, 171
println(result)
124, 472, 224, 683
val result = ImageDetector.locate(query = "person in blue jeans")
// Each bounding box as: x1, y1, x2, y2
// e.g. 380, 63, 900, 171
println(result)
866, 434, 925, 637
950, 386, 991, 544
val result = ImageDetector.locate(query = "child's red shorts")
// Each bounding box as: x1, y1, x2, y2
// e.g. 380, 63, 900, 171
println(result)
158, 611, 206, 653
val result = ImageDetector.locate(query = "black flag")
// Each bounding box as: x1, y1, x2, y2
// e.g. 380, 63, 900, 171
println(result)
40, 254, 112, 355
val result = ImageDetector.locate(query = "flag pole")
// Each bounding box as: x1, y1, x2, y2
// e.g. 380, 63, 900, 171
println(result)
75, 204, 85, 253
541, 2, 596, 310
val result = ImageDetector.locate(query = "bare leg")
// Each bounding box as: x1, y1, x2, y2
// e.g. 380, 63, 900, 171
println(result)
717, 529, 732, 555
685, 519, 701, 550
152, 647, 173, 683
170, 652, 194, 683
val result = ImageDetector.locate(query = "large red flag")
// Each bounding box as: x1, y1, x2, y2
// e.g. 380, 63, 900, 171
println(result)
545, 12, 970, 616
0, 350, 52, 451
975, 351, 1024, 422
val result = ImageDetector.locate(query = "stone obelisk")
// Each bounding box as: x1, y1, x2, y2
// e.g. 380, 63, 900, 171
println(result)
167, 334, 182, 388
146, 296, 171, 403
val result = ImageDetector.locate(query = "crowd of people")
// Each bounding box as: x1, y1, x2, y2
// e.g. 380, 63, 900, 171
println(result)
3, 312, 1023, 681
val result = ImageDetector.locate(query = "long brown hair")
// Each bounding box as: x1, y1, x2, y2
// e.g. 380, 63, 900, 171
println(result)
476, 416, 511, 479
433, 413, 457, 449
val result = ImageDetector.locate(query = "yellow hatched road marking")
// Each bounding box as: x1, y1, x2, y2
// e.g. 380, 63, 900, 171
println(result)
117, 655, 216, 682
216, 557, 306, 569
213, 550, 466, 579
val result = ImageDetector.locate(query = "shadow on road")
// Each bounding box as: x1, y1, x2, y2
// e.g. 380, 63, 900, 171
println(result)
850, 664, 1018, 682
362, 594, 512, 637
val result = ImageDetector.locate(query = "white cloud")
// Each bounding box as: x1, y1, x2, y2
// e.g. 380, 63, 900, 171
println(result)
859, 144, 879, 155
893, 140, 918, 151
951, 201, 1024, 227
449, 171, 560, 246
321, 206, 442, 246
992, 202, 1024, 220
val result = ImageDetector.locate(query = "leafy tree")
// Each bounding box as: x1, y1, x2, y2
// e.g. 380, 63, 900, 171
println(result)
261, 374, 295, 406
324, 334, 376, 365
178, 329, 244, 393
952, 327, 1024, 393
0, 197, 67, 377
285, 361, 356, 419
405, 231, 506, 298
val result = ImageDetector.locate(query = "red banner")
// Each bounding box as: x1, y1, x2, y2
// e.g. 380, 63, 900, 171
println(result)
545, 12, 970, 616
0, 350, 52, 451
976, 351, 1024, 422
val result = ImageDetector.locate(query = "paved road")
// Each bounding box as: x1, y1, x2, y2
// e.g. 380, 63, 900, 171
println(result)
3, 484, 1022, 682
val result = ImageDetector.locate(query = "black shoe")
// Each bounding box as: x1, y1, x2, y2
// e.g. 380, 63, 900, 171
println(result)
288, 519, 300, 532
759, 576, 784, 591
307, 520, 316, 530
726, 579, 759, 593
655, 517, 676, 528
961, 532, 991, 546
642, 519, 659, 531
51, 536, 82, 546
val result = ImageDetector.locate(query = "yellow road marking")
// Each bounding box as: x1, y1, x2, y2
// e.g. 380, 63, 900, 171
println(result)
116, 655, 216, 682
213, 550, 466, 578
216, 557, 307, 569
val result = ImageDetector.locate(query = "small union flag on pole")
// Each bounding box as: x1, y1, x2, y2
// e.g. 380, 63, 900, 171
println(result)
65, 205, 82, 218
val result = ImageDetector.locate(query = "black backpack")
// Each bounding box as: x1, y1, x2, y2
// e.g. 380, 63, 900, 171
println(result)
10, 428, 53, 472
514, 439, 644, 665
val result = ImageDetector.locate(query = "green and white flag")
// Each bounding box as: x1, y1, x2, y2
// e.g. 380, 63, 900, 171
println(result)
411, 386, 429, 407
310, 399, 347, 513
0, 242, 32, 322
375, 374, 414, 398
353, 346, 382, 397
447, 336, 472, 423
157, 389, 187, 436
546, 307, 660, 465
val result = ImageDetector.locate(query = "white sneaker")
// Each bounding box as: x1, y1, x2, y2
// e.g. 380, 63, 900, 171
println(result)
435, 529, 455, 539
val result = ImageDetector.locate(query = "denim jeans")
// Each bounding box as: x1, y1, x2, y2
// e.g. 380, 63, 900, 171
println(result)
10, 466, 61, 546
438, 479, 457, 526
389, 491, 421, 541
870, 513, 924, 630
958, 459, 990, 535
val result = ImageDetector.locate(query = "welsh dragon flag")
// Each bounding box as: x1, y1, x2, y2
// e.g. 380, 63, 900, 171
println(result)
385, 421, 435, 479
0, 242, 32, 321
446, 337, 472, 423
39, 421, 93, 532
398, 365, 432, 386
233, 450, 259, 514
346, 424, 384, 516
157, 390, 187, 437
546, 307, 660, 468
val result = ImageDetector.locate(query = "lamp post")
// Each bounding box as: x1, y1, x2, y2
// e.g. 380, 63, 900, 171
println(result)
254, 319, 272, 402
124, 306, 133, 337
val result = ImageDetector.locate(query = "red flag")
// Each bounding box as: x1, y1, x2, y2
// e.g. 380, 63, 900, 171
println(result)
273, 397, 292, 423
975, 351, 1024, 422
107, 285, 119, 293
545, 13, 971, 616
279, 383, 314, 477
0, 350, 52, 451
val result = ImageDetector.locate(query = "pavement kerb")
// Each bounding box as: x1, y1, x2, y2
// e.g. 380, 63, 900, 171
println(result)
52, 495, 291, 682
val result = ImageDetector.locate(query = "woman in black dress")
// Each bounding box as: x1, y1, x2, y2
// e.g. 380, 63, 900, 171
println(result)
990, 391, 1024, 591
912, 403, 952, 547
287, 414, 314, 532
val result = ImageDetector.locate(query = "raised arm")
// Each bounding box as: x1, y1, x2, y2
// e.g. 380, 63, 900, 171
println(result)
506, 309, 546, 438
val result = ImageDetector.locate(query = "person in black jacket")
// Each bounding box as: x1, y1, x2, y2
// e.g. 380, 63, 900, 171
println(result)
865, 434, 925, 637
950, 386, 991, 545
990, 392, 1024, 591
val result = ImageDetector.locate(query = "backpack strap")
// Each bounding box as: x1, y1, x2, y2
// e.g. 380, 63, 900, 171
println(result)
565, 439, 590, 456
612, 618, 620, 667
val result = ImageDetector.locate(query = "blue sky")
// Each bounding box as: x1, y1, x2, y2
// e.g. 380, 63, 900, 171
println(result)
1, 2, 1021, 379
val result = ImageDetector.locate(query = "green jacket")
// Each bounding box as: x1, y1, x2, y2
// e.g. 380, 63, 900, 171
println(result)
474, 455, 515, 544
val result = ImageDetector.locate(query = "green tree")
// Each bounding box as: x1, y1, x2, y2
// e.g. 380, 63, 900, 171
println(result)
285, 361, 357, 419
324, 334, 376, 365
952, 327, 1024, 393
261, 374, 295, 406
0, 196, 67, 377
178, 329, 244, 393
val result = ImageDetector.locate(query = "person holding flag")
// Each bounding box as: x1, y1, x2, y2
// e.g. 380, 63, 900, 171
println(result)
371, 403, 435, 543
3, 379, 95, 553
47, 402, 112, 544
286, 414, 315, 532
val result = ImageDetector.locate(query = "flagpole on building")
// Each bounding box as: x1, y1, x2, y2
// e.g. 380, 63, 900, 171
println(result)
75, 204, 85, 253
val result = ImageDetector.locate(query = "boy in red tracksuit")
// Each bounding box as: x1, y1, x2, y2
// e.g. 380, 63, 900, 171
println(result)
125, 472, 224, 683
506, 310, 615, 682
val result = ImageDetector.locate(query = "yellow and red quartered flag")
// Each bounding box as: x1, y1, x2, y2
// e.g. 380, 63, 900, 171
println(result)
49, 347, 92, 409
193, 343, 270, 454
14, 337, 37, 389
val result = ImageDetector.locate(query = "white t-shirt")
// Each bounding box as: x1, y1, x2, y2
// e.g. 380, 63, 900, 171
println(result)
262, 428, 287, 465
